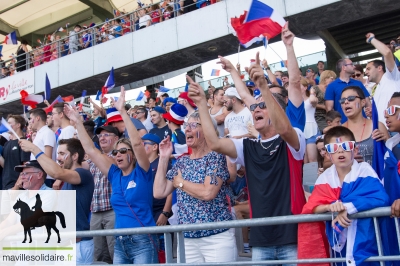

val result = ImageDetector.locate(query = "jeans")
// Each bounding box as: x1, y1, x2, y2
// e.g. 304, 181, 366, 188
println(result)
114, 234, 158, 264
76, 239, 94, 265
252, 244, 297, 266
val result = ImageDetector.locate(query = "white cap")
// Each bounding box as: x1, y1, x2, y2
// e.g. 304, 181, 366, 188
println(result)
224, 87, 241, 100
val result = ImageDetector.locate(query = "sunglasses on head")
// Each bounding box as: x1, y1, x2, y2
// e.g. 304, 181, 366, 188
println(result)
249, 102, 266, 111
339, 95, 361, 104
351, 73, 362, 78
111, 147, 132, 156
384, 105, 400, 116
325, 141, 355, 154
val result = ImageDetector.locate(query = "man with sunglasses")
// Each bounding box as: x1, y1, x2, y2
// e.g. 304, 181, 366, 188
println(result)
365, 33, 400, 126
325, 58, 370, 124
188, 23, 306, 263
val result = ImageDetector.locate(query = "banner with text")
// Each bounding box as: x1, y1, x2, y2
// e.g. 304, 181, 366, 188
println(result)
0, 68, 35, 104
0, 190, 76, 265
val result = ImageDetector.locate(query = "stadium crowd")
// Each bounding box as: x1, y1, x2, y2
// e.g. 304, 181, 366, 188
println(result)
0, 22, 399, 266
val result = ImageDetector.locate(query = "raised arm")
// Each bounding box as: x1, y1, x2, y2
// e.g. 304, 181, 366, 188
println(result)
154, 137, 175, 199
88, 98, 106, 117
366, 33, 395, 72
262, 59, 279, 86
19, 140, 82, 185
284, 22, 303, 107
112, 87, 150, 171
187, 75, 238, 158
247, 52, 300, 150
63, 104, 112, 176
218, 56, 256, 107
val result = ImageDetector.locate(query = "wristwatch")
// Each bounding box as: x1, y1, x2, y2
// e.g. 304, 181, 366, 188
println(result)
162, 211, 172, 218
178, 181, 184, 189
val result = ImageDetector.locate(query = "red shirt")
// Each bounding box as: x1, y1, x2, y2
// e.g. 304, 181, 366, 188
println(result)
150, 10, 160, 23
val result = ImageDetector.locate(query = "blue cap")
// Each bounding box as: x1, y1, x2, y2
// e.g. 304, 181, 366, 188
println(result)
162, 97, 177, 107
141, 133, 161, 144
246, 81, 255, 87
152, 106, 166, 114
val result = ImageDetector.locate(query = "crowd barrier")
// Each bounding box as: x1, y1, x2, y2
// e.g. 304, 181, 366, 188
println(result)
74, 207, 400, 266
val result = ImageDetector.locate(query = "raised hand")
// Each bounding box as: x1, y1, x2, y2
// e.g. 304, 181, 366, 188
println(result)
246, 52, 267, 89
111, 86, 126, 112
281, 22, 294, 47
365, 32, 375, 43
217, 56, 236, 73
187, 75, 206, 105
159, 135, 173, 158
63, 104, 81, 124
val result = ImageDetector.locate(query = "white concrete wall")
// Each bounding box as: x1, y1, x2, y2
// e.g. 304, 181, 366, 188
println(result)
33, 0, 340, 95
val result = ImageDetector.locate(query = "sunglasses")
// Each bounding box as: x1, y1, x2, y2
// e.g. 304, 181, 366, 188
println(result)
351, 73, 362, 78
249, 102, 266, 111
339, 95, 361, 104
384, 105, 400, 116
325, 141, 356, 154
111, 147, 132, 156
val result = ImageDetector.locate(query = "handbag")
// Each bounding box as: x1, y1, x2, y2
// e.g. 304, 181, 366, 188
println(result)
120, 177, 166, 263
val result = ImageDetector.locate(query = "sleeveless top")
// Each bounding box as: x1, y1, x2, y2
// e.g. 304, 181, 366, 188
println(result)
356, 134, 373, 166
209, 106, 225, 137
304, 98, 319, 139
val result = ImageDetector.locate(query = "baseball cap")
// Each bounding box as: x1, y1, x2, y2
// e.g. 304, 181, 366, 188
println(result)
178, 92, 196, 108
224, 87, 241, 100
152, 106, 166, 114
95, 125, 120, 136
15, 160, 44, 173
141, 133, 161, 144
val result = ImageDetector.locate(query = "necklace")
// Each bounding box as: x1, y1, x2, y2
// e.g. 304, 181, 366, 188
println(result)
260, 137, 277, 150
346, 118, 366, 141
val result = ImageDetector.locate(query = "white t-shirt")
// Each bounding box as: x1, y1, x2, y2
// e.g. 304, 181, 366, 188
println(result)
31, 126, 56, 161
58, 125, 76, 143
373, 67, 400, 125
141, 117, 153, 133
139, 15, 151, 28
224, 107, 253, 137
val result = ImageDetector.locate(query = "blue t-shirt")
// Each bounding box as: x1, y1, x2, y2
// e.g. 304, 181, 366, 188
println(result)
286, 100, 306, 132
325, 78, 370, 123
108, 163, 155, 229
114, 26, 122, 37
150, 157, 172, 220
62, 168, 94, 234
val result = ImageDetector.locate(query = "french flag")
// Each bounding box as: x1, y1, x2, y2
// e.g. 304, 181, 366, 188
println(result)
298, 161, 390, 266
157, 85, 170, 97
211, 69, 220, 76
57, 27, 65, 32
95, 90, 101, 101
101, 67, 115, 98
45, 73, 51, 101
136, 91, 145, 101
4, 31, 17, 45
231, 1, 285, 48
45, 95, 63, 114
79, 90, 87, 111
20, 90, 43, 109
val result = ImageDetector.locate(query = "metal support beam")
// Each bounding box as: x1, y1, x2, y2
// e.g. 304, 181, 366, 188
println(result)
78, 0, 114, 21
317, 29, 346, 59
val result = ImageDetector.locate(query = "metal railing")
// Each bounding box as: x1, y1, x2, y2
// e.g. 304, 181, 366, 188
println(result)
75, 207, 400, 266
0, 0, 219, 77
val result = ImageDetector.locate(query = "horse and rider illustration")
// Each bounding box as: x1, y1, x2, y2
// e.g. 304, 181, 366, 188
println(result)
13, 194, 66, 243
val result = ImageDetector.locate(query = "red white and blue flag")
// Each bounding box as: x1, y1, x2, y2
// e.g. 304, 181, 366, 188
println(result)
231, 1, 285, 48
211, 69, 220, 76
20, 90, 43, 109
101, 67, 115, 98
45, 95, 63, 114
136, 91, 146, 101
4, 31, 17, 45
79, 90, 87, 111
45, 73, 51, 101
298, 161, 389, 265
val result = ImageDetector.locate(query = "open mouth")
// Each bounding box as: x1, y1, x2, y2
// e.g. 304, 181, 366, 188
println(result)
345, 107, 352, 112
338, 155, 345, 160
254, 115, 264, 121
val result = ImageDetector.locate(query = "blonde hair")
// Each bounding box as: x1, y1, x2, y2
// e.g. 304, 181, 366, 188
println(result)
300, 77, 309, 87
319, 70, 337, 85
114, 138, 136, 165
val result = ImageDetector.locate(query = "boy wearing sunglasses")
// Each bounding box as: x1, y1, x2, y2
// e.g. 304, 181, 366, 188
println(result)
299, 126, 389, 264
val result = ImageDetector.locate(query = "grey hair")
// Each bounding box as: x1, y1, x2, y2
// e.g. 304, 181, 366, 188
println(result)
189, 111, 219, 136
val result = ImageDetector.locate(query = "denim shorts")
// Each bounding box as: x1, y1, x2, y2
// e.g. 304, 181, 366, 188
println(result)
306, 130, 321, 145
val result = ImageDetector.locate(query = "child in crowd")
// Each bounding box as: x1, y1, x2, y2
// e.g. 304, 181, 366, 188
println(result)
315, 135, 327, 175
299, 126, 389, 265
323, 110, 341, 134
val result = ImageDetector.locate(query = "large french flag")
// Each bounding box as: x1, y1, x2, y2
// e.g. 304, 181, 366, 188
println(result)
4, 31, 17, 45
299, 161, 390, 266
101, 67, 115, 97
231, 0, 285, 48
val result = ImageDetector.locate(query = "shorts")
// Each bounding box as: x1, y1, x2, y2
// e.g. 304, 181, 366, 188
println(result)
306, 130, 321, 145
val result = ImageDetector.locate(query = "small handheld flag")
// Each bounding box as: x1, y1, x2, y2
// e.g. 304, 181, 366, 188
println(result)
211, 69, 220, 76
114, 9, 120, 16
1, 118, 20, 140
57, 27, 65, 32
95, 90, 101, 101
20, 90, 43, 109
79, 90, 87, 111
159, 86, 170, 93
101, 67, 115, 98
45, 95, 63, 114
137, 0, 144, 7
136, 91, 145, 101
4, 31, 17, 45
45, 73, 51, 101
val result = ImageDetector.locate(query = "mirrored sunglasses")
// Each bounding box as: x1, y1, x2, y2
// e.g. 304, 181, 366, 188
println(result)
325, 141, 356, 154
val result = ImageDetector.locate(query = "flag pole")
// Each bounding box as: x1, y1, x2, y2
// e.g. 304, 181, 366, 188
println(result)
238, 44, 240, 64
268, 45, 284, 62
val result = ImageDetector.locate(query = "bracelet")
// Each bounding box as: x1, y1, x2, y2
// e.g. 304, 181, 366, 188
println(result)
162, 211, 172, 218
35, 151, 44, 160
265, 67, 271, 71
367, 36, 374, 43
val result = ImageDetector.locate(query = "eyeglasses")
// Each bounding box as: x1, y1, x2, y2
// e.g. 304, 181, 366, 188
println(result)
384, 105, 400, 116
135, 112, 144, 115
20, 172, 40, 177
351, 73, 362, 78
249, 102, 266, 111
111, 148, 132, 156
143, 142, 155, 146
183, 122, 201, 130
339, 96, 361, 104
306, 69, 313, 73
97, 133, 115, 138
325, 141, 356, 154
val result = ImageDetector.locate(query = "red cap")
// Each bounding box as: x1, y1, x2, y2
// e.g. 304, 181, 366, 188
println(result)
178, 92, 196, 108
